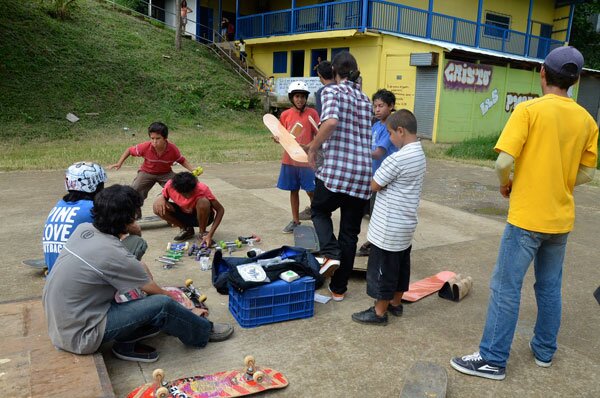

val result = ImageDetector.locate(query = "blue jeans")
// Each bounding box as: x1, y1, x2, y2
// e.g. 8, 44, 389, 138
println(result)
479, 223, 568, 367
102, 295, 212, 347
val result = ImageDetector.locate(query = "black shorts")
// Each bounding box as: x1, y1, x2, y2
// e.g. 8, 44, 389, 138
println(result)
366, 244, 411, 300
171, 202, 214, 228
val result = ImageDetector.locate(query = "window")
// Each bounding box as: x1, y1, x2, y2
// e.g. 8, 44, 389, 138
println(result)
273, 51, 287, 73
484, 12, 510, 38
331, 47, 350, 60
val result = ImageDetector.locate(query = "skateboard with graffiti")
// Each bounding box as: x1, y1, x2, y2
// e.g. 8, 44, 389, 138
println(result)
402, 271, 456, 303
127, 355, 288, 398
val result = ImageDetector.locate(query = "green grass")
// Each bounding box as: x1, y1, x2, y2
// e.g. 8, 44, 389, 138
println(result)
0, 0, 279, 170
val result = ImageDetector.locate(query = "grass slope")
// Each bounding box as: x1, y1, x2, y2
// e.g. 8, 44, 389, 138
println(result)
0, 0, 277, 170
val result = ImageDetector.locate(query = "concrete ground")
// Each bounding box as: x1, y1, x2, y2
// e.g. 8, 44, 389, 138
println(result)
1, 159, 599, 397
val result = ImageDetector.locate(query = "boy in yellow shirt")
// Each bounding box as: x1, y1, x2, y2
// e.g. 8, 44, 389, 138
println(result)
451, 46, 598, 380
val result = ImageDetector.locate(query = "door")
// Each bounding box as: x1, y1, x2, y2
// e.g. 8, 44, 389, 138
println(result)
310, 48, 327, 76
291, 50, 305, 77
537, 23, 553, 59
413, 66, 438, 139
197, 6, 214, 43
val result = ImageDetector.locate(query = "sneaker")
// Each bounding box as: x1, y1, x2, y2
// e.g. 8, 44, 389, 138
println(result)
112, 341, 159, 363
357, 241, 371, 257
387, 303, 404, 317
450, 352, 506, 380
320, 258, 340, 278
351, 307, 388, 325
529, 342, 552, 368
298, 206, 312, 220
328, 286, 345, 302
282, 221, 300, 234
209, 323, 234, 342
174, 227, 195, 241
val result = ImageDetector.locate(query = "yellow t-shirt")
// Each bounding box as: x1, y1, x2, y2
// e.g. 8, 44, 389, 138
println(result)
495, 94, 598, 233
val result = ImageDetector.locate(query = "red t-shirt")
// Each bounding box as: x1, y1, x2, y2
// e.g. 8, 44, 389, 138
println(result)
128, 141, 186, 174
279, 107, 320, 167
162, 180, 216, 213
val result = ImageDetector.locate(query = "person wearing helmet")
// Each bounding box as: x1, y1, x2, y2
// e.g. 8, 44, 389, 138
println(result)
275, 81, 320, 233
42, 162, 107, 274
42, 162, 147, 274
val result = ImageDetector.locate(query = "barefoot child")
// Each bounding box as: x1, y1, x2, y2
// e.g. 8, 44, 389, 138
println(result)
276, 81, 320, 232
352, 110, 426, 325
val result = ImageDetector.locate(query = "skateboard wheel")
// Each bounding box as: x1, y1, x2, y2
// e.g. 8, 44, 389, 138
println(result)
235, 239, 242, 248
244, 355, 255, 367
253, 371, 265, 383
199, 294, 207, 303
219, 241, 226, 249
185, 278, 193, 287
182, 242, 189, 251
152, 369, 165, 384
253, 235, 261, 243
156, 387, 169, 398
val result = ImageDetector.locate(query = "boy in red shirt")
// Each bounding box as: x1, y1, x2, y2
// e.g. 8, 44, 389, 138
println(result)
109, 122, 195, 203
153, 172, 225, 243
276, 81, 320, 233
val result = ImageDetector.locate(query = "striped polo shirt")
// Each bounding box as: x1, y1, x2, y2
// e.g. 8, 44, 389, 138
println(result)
367, 141, 426, 251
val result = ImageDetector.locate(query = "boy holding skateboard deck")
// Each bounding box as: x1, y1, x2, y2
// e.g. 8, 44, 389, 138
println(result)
276, 81, 320, 232
451, 47, 597, 380
43, 185, 234, 363
153, 171, 225, 245
352, 110, 426, 325
109, 121, 196, 203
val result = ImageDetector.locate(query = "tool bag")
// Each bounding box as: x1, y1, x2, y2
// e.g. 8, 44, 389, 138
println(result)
212, 246, 324, 294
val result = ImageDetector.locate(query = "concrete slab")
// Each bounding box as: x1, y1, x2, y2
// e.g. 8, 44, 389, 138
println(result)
1, 159, 599, 397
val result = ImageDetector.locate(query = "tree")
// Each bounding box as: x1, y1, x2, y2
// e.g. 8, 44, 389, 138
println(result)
570, 0, 600, 69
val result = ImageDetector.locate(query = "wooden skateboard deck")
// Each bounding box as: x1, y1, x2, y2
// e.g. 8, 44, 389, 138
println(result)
293, 224, 320, 253
400, 361, 447, 398
128, 358, 288, 398
116, 282, 208, 316
402, 271, 456, 303
263, 113, 308, 163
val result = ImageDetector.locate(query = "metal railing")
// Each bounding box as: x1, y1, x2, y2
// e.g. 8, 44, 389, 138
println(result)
236, 0, 564, 59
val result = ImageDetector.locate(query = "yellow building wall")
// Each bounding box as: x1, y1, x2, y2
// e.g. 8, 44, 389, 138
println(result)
433, 0, 478, 21
552, 6, 571, 42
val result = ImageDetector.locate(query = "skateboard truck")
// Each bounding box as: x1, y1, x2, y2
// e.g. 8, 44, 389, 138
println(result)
184, 279, 208, 305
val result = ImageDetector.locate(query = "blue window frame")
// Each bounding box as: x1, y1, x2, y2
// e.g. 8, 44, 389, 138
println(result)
273, 51, 287, 73
484, 12, 511, 38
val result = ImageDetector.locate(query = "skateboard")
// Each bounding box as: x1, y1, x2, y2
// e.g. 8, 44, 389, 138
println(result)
293, 224, 320, 253
116, 279, 208, 317
400, 361, 447, 398
402, 271, 456, 303
307, 115, 324, 167
263, 113, 308, 163
127, 355, 288, 398
137, 215, 167, 225
22, 258, 48, 276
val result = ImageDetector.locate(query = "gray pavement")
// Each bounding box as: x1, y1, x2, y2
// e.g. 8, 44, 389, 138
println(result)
1, 159, 598, 397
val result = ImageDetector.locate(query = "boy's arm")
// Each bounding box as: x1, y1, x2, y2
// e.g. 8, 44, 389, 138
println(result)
203, 198, 225, 246
371, 179, 384, 192
372, 147, 386, 160
308, 118, 337, 169
495, 151, 514, 198
179, 158, 195, 172
575, 165, 596, 186
109, 149, 131, 170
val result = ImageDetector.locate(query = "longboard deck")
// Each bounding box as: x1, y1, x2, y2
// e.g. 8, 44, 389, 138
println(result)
293, 224, 320, 253
22, 258, 47, 268
400, 361, 447, 398
137, 215, 166, 224
263, 113, 308, 163
402, 271, 456, 303
128, 367, 288, 398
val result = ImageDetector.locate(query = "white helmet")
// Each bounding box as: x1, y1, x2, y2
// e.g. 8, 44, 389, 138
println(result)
65, 162, 107, 193
287, 81, 310, 95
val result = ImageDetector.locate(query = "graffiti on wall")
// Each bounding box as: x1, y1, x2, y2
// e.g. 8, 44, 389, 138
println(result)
480, 89, 499, 116
505, 92, 539, 112
444, 61, 492, 91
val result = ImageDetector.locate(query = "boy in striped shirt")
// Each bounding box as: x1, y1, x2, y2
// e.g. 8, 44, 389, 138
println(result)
352, 110, 426, 325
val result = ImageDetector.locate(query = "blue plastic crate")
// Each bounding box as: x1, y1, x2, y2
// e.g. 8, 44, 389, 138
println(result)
229, 276, 315, 328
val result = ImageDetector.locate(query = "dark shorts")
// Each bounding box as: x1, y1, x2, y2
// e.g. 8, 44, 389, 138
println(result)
366, 244, 411, 300
277, 164, 315, 192
171, 202, 215, 228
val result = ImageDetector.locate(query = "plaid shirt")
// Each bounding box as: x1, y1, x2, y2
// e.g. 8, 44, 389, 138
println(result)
317, 80, 372, 200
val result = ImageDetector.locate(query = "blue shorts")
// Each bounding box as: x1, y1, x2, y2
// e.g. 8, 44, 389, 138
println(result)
277, 164, 315, 192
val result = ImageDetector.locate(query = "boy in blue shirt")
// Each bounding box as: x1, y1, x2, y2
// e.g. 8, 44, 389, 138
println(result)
358, 89, 397, 256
